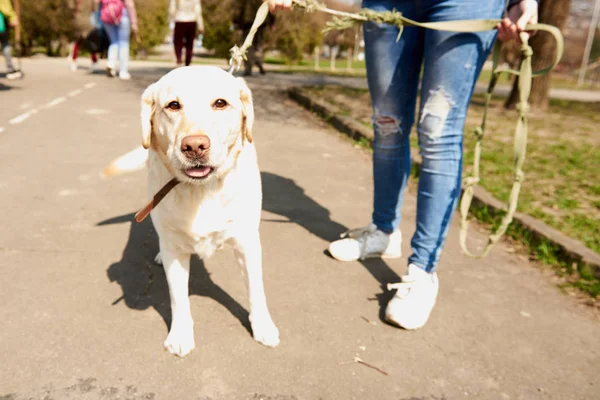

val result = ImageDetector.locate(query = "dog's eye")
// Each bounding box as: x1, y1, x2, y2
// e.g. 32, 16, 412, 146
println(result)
166, 101, 181, 111
213, 99, 228, 109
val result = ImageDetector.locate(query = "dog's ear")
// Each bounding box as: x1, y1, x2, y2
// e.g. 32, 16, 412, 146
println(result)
141, 83, 156, 149
238, 78, 254, 144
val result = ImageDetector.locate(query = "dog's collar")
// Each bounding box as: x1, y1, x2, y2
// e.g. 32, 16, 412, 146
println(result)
135, 131, 181, 223
135, 177, 180, 222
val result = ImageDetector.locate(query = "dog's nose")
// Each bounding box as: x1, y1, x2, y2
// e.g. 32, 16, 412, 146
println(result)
181, 135, 211, 159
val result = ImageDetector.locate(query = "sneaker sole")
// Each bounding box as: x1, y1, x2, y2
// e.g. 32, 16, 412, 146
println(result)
329, 251, 402, 262
6, 72, 23, 80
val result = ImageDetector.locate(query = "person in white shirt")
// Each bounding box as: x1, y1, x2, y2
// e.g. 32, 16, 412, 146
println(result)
169, 0, 204, 66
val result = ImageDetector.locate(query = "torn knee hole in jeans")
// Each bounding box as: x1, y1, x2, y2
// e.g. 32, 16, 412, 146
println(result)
374, 114, 401, 136
419, 88, 454, 140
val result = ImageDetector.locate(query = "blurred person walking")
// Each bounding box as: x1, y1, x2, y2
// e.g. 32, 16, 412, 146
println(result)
169, 0, 204, 67
97, 0, 138, 80
68, 0, 101, 72
234, 0, 274, 76
0, 0, 22, 80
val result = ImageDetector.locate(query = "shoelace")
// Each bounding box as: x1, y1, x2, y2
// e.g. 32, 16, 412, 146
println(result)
386, 275, 417, 298
340, 225, 374, 239
340, 225, 381, 259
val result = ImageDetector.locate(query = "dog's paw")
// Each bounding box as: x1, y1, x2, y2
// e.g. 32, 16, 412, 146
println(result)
251, 315, 280, 348
154, 252, 162, 265
164, 327, 195, 357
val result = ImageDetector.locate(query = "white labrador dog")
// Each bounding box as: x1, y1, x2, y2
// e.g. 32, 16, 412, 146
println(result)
105, 66, 279, 357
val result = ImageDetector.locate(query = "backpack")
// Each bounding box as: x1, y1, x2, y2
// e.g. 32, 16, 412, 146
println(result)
100, 0, 125, 25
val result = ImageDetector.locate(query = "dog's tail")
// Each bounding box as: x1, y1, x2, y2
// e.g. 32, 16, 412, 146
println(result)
101, 146, 149, 178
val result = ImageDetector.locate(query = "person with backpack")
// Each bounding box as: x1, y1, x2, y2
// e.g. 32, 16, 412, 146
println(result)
169, 0, 204, 67
97, 0, 138, 80
0, 0, 22, 80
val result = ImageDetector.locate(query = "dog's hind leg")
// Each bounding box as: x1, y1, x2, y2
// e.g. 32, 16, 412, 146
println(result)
160, 247, 195, 357
231, 231, 280, 348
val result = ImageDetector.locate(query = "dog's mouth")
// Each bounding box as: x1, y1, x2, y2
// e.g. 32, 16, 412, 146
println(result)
184, 165, 214, 179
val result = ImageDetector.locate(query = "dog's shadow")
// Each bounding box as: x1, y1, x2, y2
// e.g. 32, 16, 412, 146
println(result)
100, 172, 401, 331
99, 213, 251, 333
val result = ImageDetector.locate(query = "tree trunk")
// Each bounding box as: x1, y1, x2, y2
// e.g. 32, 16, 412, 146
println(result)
504, 0, 572, 110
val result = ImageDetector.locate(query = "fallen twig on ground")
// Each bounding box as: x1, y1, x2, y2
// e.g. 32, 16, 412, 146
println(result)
340, 356, 389, 376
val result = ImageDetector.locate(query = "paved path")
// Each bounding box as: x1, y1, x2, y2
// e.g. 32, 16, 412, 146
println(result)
1, 58, 598, 400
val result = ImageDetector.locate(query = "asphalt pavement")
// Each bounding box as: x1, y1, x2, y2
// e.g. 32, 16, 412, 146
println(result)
0, 58, 598, 400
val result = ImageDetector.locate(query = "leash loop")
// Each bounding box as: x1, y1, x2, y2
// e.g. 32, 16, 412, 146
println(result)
458, 26, 564, 258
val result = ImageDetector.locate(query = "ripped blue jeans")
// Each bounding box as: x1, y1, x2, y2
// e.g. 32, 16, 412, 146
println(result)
363, 0, 505, 272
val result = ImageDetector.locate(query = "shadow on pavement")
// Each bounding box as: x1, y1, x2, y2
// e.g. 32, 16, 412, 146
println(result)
97, 213, 251, 334
261, 172, 401, 321
98, 171, 401, 329
0, 81, 17, 91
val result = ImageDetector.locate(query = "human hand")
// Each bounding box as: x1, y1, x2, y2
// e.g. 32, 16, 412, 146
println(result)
9, 18, 19, 27
132, 28, 141, 43
263, 0, 292, 13
497, 0, 538, 43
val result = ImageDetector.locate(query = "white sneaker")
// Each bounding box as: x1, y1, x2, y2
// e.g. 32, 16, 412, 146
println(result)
106, 65, 117, 77
118, 71, 131, 80
385, 264, 439, 330
69, 59, 78, 72
6, 70, 23, 80
90, 61, 99, 72
328, 223, 401, 262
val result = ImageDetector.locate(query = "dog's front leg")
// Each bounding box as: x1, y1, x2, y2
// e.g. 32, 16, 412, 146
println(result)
232, 231, 280, 348
160, 247, 195, 357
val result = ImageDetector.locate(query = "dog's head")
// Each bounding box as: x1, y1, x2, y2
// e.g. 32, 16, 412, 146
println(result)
140, 66, 254, 184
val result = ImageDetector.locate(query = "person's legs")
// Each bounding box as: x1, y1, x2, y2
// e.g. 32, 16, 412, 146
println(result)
90, 51, 99, 71
328, 0, 424, 262
173, 22, 185, 65
244, 46, 256, 76
364, 1, 425, 236
72, 39, 81, 60
242, 27, 253, 76
408, 0, 504, 273
254, 32, 266, 74
184, 22, 196, 66
384, 0, 505, 330
117, 10, 131, 77
69, 37, 82, 71
1, 30, 15, 72
104, 23, 119, 75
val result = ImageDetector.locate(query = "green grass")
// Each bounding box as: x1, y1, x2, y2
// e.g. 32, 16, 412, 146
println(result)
300, 84, 600, 298
476, 69, 592, 91
264, 56, 594, 90
265, 56, 366, 70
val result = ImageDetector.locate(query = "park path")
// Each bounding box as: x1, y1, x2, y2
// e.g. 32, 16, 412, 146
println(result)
0, 58, 598, 400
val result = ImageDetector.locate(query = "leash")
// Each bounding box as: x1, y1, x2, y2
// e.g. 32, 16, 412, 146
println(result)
139, 1, 564, 259
134, 131, 181, 222
459, 26, 563, 258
